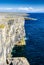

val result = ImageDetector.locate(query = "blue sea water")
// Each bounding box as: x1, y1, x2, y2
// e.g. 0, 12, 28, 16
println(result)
25, 13, 44, 65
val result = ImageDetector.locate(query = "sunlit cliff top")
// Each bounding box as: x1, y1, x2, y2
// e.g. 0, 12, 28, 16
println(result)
0, 12, 29, 17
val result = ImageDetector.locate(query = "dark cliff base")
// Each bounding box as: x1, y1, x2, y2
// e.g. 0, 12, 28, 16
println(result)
11, 45, 26, 57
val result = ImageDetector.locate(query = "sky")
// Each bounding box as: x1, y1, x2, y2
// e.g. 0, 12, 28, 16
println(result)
0, 0, 44, 12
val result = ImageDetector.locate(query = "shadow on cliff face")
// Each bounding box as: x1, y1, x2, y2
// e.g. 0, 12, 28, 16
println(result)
11, 45, 26, 57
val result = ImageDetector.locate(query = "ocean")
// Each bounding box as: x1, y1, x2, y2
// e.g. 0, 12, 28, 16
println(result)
12, 13, 44, 65
25, 13, 44, 65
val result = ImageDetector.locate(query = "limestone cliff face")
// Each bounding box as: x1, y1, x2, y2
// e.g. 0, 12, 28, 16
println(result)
0, 13, 30, 65
6, 17, 26, 58
0, 16, 26, 64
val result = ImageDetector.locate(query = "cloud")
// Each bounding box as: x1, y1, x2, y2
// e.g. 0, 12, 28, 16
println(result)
0, 7, 33, 12
0, 8, 13, 10
17, 7, 33, 11
0, 7, 44, 12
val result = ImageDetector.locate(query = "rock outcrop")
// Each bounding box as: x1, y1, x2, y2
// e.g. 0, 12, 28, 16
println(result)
7, 57, 30, 65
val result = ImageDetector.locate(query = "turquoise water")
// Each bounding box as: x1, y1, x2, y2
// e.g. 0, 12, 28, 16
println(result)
25, 13, 44, 65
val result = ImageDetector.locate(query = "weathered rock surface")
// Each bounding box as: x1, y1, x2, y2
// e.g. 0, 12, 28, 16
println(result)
7, 57, 30, 65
